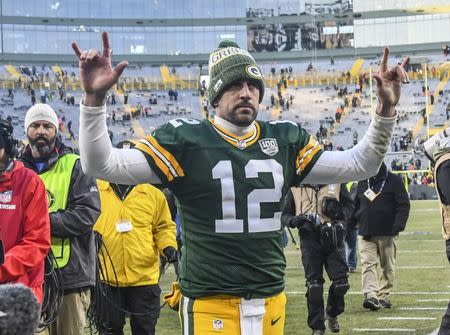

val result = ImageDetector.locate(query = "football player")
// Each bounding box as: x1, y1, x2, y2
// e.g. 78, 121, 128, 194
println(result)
72, 32, 409, 335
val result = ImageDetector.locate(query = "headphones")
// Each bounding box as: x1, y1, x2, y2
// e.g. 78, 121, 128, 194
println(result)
0, 118, 17, 157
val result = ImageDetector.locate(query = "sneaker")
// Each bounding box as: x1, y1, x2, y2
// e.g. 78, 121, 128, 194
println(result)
363, 297, 381, 311
312, 330, 325, 335
349, 267, 356, 273
379, 299, 393, 308
325, 313, 340, 333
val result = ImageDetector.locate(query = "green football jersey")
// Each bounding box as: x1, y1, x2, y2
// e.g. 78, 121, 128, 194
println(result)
136, 118, 322, 299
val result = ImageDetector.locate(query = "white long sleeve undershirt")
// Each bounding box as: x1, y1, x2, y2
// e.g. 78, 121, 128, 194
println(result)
79, 102, 395, 185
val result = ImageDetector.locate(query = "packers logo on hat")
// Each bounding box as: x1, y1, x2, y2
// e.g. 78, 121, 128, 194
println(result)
207, 40, 265, 104
245, 65, 262, 79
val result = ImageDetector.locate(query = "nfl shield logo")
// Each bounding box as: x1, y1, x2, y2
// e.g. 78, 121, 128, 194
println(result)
258, 138, 279, 156
0, 190, 12, 203
237, 140, 247, 150
213, 319, 223, 330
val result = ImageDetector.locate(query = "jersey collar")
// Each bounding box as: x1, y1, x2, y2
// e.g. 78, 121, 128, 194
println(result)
210, 120, 260, 150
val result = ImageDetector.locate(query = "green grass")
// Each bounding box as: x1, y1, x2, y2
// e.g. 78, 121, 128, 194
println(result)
88, 200, 450, 334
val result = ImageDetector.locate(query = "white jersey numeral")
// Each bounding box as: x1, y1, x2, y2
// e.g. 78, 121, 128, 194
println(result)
168, 118, 201, 128
212, 159, 283, 233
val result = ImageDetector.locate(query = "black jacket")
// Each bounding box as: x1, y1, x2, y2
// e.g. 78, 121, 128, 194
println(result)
354, 164, 410, 236
20, 141, 101, 290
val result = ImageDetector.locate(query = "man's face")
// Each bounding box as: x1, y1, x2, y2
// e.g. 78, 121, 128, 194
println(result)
27, 121, 57, 158
215, 80, 260, 127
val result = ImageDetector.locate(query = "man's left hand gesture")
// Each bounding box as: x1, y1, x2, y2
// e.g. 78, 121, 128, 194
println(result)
373, 47, 410, 117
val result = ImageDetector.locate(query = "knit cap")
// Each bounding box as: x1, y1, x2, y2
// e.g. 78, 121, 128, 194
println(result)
207, 40, 264, 104
25, 104, 58, 133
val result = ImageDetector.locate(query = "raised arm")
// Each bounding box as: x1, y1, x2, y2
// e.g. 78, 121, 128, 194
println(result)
72, 31, 128, 107
304, 48, 410, 184
73, 32, 160, 184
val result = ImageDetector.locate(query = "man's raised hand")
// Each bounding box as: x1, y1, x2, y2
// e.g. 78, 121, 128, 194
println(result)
373, 47, 410, 117
72, 31, 128, 106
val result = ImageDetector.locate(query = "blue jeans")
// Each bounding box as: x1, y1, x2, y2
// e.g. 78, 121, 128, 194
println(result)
345, 228, 358, 269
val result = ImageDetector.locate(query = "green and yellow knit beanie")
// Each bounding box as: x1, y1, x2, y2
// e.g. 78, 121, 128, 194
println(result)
207, 40, 265, 105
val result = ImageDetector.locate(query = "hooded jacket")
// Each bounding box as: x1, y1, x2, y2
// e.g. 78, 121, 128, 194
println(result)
20, 141, 100, 290
354, 163, 410, 236
0, 160, 51, 303
94, 180, 176, 286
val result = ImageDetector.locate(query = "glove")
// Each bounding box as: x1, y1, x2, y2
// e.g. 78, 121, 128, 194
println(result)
305, 214, 321, 230
163, 281, 181, 311
446, 239, 450, 264
295, 213, 321, 232
289, 214, 308, 228
322, 198, 343, 220
163, 246, 178, 263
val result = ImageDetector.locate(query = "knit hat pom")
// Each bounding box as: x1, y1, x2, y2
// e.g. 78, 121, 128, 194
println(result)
218, 40, 240, 49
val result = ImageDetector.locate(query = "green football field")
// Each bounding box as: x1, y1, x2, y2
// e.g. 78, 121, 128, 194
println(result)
89, 200, 450, 335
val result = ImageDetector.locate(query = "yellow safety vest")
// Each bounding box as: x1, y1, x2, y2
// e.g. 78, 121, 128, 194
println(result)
39, 154, 79, 268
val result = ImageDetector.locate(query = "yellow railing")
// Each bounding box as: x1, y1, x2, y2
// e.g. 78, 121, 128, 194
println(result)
0, 67, 448, 92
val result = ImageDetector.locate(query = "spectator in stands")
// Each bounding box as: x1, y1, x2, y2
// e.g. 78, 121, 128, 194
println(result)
282, 183, 354, 335
40, 89, 46, 104
67, 120, 75, 141
94, 140, 177, 335
353, 163, 410, 310
335, 105, 343, 123
423, 129, 450, 333
19, 103, 101, 335
0, 117, 51, 304
73, 32, 409, 334
353, 130, 358, 146
124, 91, 129, 104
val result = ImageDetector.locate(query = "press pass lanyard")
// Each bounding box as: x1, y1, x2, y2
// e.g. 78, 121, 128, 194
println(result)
364, 170, 388, 202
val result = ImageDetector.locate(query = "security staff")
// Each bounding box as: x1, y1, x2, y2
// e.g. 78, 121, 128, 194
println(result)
282, 184, 354, 335
19, 104, 100, 335
94, 140, 178, 335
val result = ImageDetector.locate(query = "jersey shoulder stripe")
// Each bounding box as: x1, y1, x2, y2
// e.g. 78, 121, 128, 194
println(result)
296, 137, 322, 174
136, 135, 184, 182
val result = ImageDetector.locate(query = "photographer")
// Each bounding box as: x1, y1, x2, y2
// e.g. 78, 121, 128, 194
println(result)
282, 184, 354, 335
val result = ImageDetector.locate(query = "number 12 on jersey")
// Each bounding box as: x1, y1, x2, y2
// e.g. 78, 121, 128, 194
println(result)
212, 159, 283, 233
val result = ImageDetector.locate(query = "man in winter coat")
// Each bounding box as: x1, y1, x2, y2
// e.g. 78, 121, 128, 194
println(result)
19, 104, 101, 335
93, 140, 177, 335
0, 117, 51, 304
353, 162, 410, 310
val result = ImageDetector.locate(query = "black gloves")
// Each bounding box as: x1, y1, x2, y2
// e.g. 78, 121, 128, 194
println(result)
322, 198, 343, 220
290, 213, 321, 231
446, 239, 450, 264
163, 247, 178, 263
